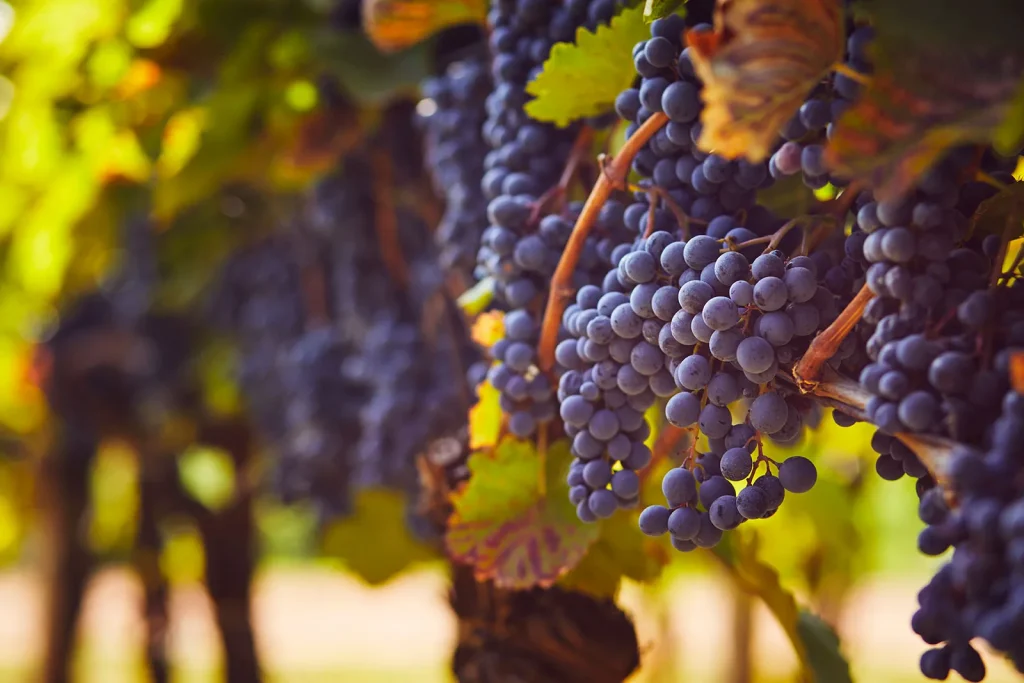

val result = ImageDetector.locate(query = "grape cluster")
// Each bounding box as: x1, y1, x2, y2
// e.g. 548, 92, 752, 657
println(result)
768, 25, 874, 189
834, 150, 1024, 678
849, 159, 1018, 449
419, 51, 492, 281
615, 15, 779, 229
910, 386, 1024, 681
476, 0, 629, 437
556, 15, 863, 538
218, 110, 478, 522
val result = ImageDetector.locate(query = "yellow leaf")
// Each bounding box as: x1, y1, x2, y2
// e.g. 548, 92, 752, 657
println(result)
470, 309, 504, 348
363, 0, 487, 53
468, 380, 501, 450
447, 438, 599, 588
688, 0, 844, 161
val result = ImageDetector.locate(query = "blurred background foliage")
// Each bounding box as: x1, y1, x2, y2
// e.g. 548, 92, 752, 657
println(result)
0, 0, 1014, 681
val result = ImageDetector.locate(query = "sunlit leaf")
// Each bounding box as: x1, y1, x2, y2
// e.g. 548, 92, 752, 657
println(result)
688, 0, 844, 161
447, 437, 600, 589
323, 488, 439, 585
644, 0, 683, 24
319, 33, 434, 104
798, 611, 853, 683
89, 441, 139, 553
127, 0, 184, 49
363, 0, 487, 53
559, 511, 670, 598
994, 80, 1024, 155
826, 49, 1024, 202
468, 380, 501, 450
178, 445, 236, 512
715, 530, 852, 683
153, 84, 261, 219
458, 276, 495, 318
525, 4, 653, 127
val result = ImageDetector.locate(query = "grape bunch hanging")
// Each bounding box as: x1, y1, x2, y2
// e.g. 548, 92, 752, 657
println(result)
426, 2, 1024, 681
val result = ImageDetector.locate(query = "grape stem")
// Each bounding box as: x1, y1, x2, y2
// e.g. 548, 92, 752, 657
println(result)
537, 112, 670, 372
371, 149, 409, 290
528, 126, 596, 226
792, 282, 873, 390
779, 368, 957, 485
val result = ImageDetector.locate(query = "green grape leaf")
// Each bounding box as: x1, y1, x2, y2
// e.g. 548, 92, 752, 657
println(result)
968, 182, 1024, 242
363, 0, 487, 53
318, 32, 434, 105
994, 79, 1024, 155
323, 488, 439, 585
826, 45, 1024, 202
457, 276, 495, 317
447, 437, 600, 589
154, 83, 262, 219
177, 446, 236, 512
757, 174, 817, 219
525, 5, 653, 127
715, 530, 852, 683
559, 509, 671, 598
644, 0, 683, 23
859, 0, 1024, 54
798, 611, 853, 683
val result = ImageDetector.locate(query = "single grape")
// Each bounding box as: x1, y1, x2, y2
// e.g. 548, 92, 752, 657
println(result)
698, 475, 735, 509
667, 506, 701, 540
751, 252, 785, 281
748, 392, 788, 434
583, 459, 612, 488
758, 311, 795, 347
709, 329, 743, 362
588, 489, 619, 518
715, 251, 750, 286
560, 395, 595, 427
783, 267, 816, 303
690, 314, 714, 343
706, 372, 741, 406
589, 409, 621, 441
662, 466, 697, 507
639, 504, 671, 536
683, 235, 721, 270
702, 296, 741, 331
778, 456, 817, 493
753, 276, 788, 311
611, 469, 641, 499
736, 486, 769, 519
736, 336, 775, 374
709, 495, 742, 530
693, 511, 724, 548
679, 280, 715, 314
720, 447, 753, 481
675, 354, 712, 390
699, 403, 733, 439
577, 499, 598, 522
666, 391, 700, 427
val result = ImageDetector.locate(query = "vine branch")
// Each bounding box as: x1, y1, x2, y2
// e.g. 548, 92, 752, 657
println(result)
538, 112, 669, 372
782, 368, 957, 485
792, 283, 873, 390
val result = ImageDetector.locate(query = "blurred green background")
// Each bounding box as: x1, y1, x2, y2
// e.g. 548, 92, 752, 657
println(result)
0, 0, 1021, 682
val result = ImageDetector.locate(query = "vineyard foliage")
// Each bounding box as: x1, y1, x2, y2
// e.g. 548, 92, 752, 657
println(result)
2, 0, 1024, 681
